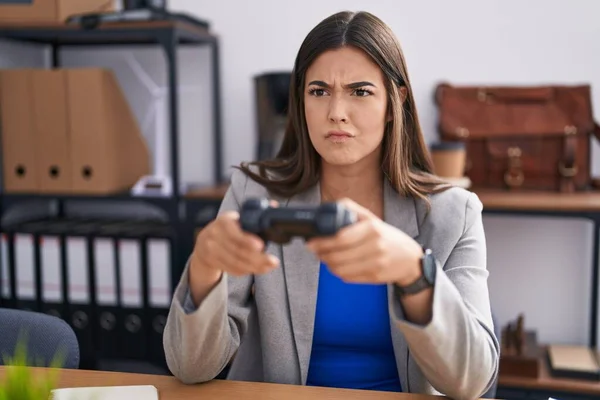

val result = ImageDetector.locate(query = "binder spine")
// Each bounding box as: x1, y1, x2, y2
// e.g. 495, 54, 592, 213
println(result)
7, 233, 17, 309
59, 234, 70, 320
85, 232, 98, 353
33, 233, 42, 313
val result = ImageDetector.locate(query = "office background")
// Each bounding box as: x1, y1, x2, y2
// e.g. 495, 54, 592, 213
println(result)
0, 0, 599, 358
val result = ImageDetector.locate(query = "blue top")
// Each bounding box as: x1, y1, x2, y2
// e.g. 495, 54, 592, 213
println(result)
306, 262, 402, 392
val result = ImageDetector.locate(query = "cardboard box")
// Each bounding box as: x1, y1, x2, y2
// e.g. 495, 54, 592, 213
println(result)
0, 67, 150, 195
0, 0, 114, 24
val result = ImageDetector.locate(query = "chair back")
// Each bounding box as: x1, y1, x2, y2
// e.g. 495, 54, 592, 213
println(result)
0, 308, 79, 369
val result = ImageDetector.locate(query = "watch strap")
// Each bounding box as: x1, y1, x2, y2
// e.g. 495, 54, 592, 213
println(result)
394, 248, 435, 296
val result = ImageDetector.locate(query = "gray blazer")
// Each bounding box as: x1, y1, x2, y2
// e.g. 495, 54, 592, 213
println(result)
163, 169, 500, 400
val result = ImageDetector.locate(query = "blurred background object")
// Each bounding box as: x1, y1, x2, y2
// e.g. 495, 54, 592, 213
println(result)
254, 71, 291, 161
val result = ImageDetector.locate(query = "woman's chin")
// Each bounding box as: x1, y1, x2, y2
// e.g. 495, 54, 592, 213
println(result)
320, 153, 363, 166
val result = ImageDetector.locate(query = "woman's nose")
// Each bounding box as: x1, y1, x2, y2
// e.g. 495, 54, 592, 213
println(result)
327, 96, 348, 123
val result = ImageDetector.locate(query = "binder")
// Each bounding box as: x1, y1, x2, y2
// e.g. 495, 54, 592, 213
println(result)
144, 223, 173, 367
31, 70, 72, 193
0, 69, 39, 192
39, 235, 64, 318
92, 229, 120, 360
16, 219, 65, 319
15, 217, 98, 368
0, 232, 14, 308
0, 233, 9, 306
65, 219, 101, 369
13, 229, 37, 312
0, 221, 22, 310
66, 69, 150, 195
119, 232, 146, 360
96, 221, 146, 361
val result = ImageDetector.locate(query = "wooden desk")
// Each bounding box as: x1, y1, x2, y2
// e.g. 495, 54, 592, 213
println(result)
0, 367, 443, 399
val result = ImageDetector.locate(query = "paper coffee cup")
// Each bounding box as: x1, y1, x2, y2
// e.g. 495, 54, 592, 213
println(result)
429, 142, 466, 179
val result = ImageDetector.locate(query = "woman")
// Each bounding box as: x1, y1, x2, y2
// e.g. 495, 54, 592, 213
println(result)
164, 10, 499, 400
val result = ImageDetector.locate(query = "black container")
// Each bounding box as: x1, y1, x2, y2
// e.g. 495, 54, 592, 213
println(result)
123, 0, 167, 10
254, 72, 292, 161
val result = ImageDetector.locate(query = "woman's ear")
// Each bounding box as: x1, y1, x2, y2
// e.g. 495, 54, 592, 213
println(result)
399, 86, 408, 104
386, 106, 393, 123
386, 86, 408, 123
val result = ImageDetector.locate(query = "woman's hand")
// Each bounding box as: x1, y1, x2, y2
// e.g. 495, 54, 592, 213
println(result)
306, 198, 424, 286
188, 203, 280, 306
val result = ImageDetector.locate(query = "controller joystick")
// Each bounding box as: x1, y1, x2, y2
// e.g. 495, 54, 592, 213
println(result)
239, 198, 357, 244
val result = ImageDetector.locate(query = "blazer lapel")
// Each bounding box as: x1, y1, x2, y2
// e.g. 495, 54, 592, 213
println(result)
383, 179, 421, 392
382, 179, 419, 239
280, 183, 321, 384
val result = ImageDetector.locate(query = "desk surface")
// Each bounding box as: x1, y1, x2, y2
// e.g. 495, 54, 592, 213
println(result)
0, 367, 442, 400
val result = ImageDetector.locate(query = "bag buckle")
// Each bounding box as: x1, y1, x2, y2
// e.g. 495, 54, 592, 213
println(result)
559, 162, 578, 178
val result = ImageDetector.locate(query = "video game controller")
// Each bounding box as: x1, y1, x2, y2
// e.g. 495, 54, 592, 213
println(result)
239, 198, 357, 244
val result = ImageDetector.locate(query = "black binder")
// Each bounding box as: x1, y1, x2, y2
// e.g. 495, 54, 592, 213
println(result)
2, 221, 40, 313
138, 221, 173, 367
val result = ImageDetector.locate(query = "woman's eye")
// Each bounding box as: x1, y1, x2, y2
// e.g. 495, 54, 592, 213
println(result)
309, 88, 326, 96
354, 88, 371, 97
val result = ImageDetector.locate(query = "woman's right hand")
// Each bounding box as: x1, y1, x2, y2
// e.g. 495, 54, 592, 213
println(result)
188, 210, 280, 306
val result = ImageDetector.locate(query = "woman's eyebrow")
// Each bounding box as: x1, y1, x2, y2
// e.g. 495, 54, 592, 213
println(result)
307, 80, 376, 89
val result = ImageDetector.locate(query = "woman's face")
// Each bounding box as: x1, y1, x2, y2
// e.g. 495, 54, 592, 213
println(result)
304, 46, 389, 168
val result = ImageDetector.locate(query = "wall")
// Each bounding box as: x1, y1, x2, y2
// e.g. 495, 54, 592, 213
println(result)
0, 0, 599, 346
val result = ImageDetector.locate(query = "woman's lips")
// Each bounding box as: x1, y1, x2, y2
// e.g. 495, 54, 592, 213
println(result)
326, 130, 353, 143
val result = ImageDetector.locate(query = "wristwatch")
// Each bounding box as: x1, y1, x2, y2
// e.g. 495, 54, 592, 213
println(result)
394, 248, 437, 296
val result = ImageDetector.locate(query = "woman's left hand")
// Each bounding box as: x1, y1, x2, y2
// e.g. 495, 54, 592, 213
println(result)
306, 198, 424, 285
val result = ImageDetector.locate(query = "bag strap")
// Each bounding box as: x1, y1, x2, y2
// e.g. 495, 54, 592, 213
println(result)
589, 123, 600, 190
560, 128, 578, 193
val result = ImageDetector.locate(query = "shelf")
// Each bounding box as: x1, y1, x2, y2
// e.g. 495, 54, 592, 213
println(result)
475, 189, 600, 215
499, 345, 600, 398
0, 192, 178, 212
184, 184, 229, 199
0, 20, 216, 46
0, 187, 230, 216
0, 14, 225, 373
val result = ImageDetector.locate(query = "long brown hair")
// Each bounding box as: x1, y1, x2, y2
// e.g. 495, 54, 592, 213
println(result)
236, 10, 449, 202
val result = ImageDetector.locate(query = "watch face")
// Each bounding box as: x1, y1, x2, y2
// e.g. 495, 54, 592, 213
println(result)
423, 249, 436, 284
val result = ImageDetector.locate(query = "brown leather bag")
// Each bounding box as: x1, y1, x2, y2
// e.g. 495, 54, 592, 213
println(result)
434, 83, 600, 192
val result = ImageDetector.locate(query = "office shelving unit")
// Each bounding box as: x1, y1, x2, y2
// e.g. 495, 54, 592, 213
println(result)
0, 19, 225, 371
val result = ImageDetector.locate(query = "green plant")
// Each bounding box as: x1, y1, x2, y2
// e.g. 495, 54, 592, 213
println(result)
0, 334, 65, 400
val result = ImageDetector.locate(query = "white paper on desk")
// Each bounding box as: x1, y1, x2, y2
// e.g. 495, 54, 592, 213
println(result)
50, 385, 158, 400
